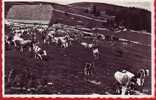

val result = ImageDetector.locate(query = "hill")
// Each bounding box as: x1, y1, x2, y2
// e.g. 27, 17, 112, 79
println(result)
5, 1, 151, 32
69, 2, 151, 32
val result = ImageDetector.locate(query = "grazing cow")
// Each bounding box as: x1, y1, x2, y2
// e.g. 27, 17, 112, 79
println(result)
20, 40, 33, 52
114, 70, 135, 95
33, 44, 47, 60
16, 40, 32, 52
114, 69, 149, 95
12, 34, 33, 52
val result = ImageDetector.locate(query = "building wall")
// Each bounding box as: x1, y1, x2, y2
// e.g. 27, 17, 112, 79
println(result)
6, 3, 53, 24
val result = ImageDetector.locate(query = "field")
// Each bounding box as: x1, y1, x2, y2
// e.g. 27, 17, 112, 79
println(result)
5, 23, 151, 95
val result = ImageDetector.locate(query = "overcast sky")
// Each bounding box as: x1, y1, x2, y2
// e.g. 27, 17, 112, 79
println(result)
5, 0, 152, 11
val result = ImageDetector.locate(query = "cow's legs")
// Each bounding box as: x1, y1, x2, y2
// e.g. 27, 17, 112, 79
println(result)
13, 41, 16, 47
19, 46, 23, 53
35, 53, 37, 59
38, 54, 42, 60
35, 53, 42, 60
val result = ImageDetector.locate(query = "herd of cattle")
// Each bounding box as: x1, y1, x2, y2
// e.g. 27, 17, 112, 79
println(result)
5, 22, 150, 95
5, 23, 118, 61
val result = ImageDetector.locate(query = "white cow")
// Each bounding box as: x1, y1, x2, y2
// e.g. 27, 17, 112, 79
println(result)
92, 48, 99, 60
12, 34, 33, 52
12, 34, 24, 47
33, 44, 47, 60
114, 69, 149, 95
114, 70, 135, 95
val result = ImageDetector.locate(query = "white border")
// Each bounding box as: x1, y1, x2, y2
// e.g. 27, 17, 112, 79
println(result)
2, 0, 155, 98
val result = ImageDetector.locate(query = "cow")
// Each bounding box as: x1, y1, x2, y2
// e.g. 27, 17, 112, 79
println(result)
53, 36, 71, 48
92, 47, 100, 60
114, 69, 149, 95
20, 40, 33, 52
5, 35, 13, 50
135, 69, 149, 92
12, 34, 33, 52
33, 44, 47, 60
12, 33, 24, 48
114, 70, 135, 95
44, 32, 54, 44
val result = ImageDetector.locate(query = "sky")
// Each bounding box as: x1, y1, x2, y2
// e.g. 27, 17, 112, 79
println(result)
4, 0, 152, 11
